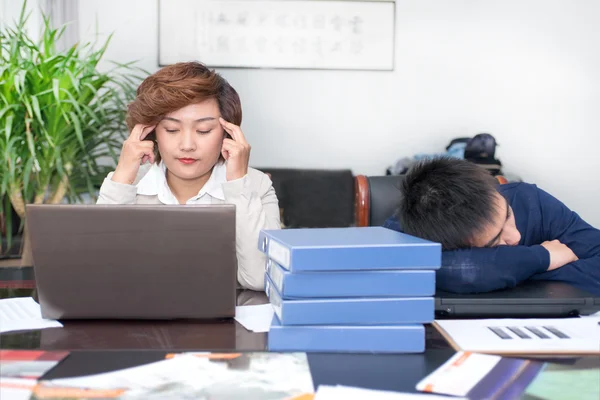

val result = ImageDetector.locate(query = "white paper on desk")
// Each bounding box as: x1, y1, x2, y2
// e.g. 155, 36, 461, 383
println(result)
581, 310, 600, 318
315, 385, 465, 399
234, 303, 273, 333
0, 378, 37, 400
435, 317, 600, 354
0, 297, 62, 333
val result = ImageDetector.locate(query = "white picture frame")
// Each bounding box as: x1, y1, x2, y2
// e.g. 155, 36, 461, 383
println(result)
158, 0, 395, 70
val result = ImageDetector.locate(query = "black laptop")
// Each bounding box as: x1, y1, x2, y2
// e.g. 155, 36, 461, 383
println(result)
435, 280, 600, 318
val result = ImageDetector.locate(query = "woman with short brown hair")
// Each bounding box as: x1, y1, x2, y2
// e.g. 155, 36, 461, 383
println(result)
97, 61, 280, 290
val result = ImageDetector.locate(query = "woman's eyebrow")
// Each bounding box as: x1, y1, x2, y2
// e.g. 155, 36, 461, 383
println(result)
162, 117, 216, 123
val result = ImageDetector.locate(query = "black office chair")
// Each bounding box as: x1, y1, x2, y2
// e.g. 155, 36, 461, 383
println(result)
355, 174, 509, 227
260, 168, 355, 228
354, 175, 405, 227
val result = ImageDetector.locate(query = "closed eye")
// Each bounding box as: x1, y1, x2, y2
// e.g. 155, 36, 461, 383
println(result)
166, 129, 179, 133
197, 130, 211, 135
483, 198, 511, 248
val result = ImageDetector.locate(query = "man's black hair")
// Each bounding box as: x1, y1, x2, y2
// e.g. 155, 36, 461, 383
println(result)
397, 157, 499, 250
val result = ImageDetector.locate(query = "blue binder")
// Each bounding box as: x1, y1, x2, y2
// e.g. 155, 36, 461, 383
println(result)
258, 227, 441, 272
268, 316, 425, 353
266, 258, 436, 299
266, 275, 434, 325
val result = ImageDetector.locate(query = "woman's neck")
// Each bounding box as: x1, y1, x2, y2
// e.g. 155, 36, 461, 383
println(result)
166, 168, 213, 204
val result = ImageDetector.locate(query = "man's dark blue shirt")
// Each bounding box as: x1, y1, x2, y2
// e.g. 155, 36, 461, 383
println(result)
384, 183, 600, 295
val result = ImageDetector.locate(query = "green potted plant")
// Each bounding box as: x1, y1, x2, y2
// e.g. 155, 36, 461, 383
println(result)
0, 3, 142, 265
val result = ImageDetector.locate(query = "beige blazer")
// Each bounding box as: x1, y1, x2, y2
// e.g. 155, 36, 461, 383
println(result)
97, 162, 281, 291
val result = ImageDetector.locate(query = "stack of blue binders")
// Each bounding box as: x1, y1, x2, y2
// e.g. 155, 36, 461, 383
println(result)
258, 226, 441, 353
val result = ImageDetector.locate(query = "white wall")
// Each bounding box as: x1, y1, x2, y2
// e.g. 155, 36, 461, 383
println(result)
67, 1, 600, 227
0, 0, 44, 38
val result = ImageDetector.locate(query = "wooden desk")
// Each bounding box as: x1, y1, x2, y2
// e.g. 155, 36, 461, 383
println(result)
1, 266, 598, 396
0, 266, 449, 352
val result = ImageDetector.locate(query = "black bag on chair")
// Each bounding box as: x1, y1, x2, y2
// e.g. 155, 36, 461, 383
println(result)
464, 133, 503, 176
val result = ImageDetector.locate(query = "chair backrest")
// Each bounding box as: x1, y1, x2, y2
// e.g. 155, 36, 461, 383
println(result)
355, 174, 508, 227
259, 168, 355, 228
355, 175, 405, 227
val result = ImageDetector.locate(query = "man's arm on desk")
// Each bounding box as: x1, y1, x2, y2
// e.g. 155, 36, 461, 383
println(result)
528, 188, 600, 295
438, 245, 549, 293
439, 186, 600, 294
383, 215, 550, 293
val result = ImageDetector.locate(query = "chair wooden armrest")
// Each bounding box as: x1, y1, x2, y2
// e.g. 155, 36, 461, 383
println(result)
354, 175, 369, 227
496, 175, 508, 184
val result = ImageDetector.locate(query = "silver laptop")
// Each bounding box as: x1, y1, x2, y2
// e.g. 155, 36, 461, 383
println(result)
26, 204, 237, 320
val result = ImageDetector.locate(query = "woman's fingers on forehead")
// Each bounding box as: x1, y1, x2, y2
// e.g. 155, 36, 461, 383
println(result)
220, 122, 238, 140
139, 125, 156, 141
129, 124, 143, 140
219, 118, 247, 142
220, 119, 234, 131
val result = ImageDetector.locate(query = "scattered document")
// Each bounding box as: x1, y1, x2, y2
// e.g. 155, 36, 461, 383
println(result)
0, 297, 62, 333
416, 351, 600, 400
0, 378, 37, 400
41, 352, 314, 399
581, 310, 600, 318
234, 303, 274, 333
417, 352, 508, 397
43, 355, 211, 391
315, 385, 464, 399
0, 350, 69, 379
166, 352, 314, 399
434, 317, 600, 355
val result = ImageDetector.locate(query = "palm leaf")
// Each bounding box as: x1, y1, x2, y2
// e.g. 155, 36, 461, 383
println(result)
0, 0, 141, 256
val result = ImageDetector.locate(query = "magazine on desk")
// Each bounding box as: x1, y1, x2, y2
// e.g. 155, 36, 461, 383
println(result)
416, 351, 600, 400
29, 352, 313, 399
433, 317, 600, 356
0, 350, 69, 379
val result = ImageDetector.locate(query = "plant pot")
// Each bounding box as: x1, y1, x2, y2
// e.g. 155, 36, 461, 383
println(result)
20, 228, 33, 267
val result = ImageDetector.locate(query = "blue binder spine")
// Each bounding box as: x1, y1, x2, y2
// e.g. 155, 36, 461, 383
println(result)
258, 227, 441, 272
268, 316, 426, 353
266, 259, 436, 299
266, 275, 434, 325
259, 230, 292, 268
266, 258, 285, 294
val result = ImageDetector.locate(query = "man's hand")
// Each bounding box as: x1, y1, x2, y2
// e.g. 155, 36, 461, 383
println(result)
541, 240, 579, 271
